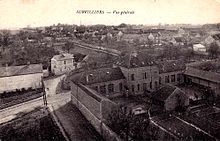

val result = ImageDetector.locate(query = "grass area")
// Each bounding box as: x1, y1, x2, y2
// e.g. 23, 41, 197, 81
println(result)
0, 107, 66, 141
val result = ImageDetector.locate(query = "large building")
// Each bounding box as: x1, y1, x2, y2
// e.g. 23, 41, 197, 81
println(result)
0, 64, 43, 93
114, 51, 185, 95
51, 53, 76, 75
114, 51, 160, 95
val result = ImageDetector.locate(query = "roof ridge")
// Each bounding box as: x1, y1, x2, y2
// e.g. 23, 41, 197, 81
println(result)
14, 65, 30, 76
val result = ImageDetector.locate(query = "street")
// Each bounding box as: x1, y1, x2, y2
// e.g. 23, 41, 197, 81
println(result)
0, 74, 104, 141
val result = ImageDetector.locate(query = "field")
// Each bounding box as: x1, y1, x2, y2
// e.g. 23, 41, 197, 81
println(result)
0, 107, 66, 141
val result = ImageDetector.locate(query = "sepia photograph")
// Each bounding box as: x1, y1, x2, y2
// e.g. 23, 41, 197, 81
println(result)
0, 0, 220, 140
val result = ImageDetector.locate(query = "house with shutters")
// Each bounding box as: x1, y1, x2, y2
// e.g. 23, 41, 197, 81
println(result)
51, 53, 77, 75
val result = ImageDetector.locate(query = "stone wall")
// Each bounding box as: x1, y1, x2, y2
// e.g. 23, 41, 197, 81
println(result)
70, 81, 121, 141
0, 73, 43, 93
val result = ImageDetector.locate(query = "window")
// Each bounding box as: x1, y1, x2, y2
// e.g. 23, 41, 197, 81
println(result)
100, 85, 106, 94
108, 84, 114, 93
131, 74, 135, 81
171, 75, 175, 82
64, 60, 66, 64
143, 83, 147, 91
159, 77, 161, 84
137, 84, 140, 91
165, 76, 170, 83
143, 72, 147, 79
131, 85, 135, 92
177, 74, 181, 81
119, 83, 123, 91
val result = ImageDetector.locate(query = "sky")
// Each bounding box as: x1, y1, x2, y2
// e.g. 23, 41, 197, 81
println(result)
0, 0, 220, 29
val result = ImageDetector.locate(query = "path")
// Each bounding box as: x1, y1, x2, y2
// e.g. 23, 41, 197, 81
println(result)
44, 75, 104, 141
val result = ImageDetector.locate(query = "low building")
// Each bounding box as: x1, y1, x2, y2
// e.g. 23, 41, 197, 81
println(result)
193, 44, 206, 52
70, 67, 126, 97
51, 53, 76, 75
204, 33, 220, 47
193, 44, 208, 56
0, 64, 43, 93
157, 60, 185, 86
184, 61, 220, 97
171, 36, 186, 46
151, 85, 189, 111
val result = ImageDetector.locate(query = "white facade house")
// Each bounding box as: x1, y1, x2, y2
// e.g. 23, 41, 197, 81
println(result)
193, 44, 206, 52
0, 64, 43, 93
51, 53, 76, 75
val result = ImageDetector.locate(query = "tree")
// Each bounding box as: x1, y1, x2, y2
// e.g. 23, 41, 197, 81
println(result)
63, 41, 73, 53
118, 23, 127, 28
183, 48, 194, 61
107, 107, 150, 141
0, 30, 11, 51
208, 42, 219, 59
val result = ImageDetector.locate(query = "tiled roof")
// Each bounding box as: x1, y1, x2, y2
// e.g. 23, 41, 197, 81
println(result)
151, 85, 184, 102
121, 34, 149, 41
71, 67, 125, 85
174, 37, 185, 43
115, 51, 155, 68
188, 60, 220, 73
52, 53, 74, 61
184, 67, 220, 83
157, 60, 186, 73
0, 64, 43, 78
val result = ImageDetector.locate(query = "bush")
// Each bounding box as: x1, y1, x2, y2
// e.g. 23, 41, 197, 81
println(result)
21, 88, 26, 92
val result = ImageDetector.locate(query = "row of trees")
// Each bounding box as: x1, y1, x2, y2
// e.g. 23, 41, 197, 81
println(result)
2, 44, 59, 69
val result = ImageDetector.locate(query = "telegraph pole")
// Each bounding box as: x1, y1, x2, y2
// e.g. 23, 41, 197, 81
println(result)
41, 78, 47, 106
